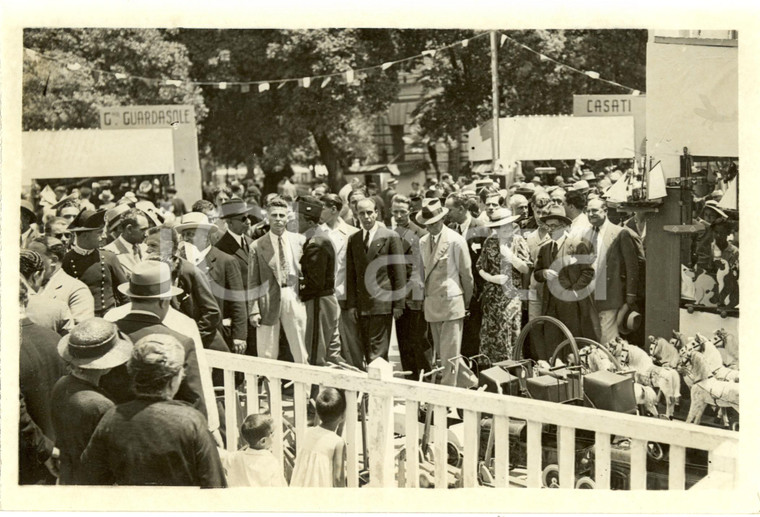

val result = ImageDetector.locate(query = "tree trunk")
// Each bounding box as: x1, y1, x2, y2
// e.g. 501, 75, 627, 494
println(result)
313, 131, 344, 193
448, 133, 462, 179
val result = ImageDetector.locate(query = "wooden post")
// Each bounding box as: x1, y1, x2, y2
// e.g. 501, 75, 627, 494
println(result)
490, 31, 501, 174
367, 358, 395, 487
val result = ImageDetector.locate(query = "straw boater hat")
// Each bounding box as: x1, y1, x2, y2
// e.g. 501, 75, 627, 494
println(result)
485, 208, 522, 228
569, 180, 591, 194
581, 170, 597, 182
616, 303, 642, 335
118, 261, 183, 299
703, 200, 729, 220
415, 198, 449, 225
67, 209, 106, 233
58, 318, 133, 370
99, 189, 114, 203
218, 198, 256, 219
174, 212, 216, 232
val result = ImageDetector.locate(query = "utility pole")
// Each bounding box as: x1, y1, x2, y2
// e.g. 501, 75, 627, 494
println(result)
490, 31, 500, 175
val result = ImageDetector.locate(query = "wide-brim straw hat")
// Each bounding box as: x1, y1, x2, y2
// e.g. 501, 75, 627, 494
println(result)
174, 212, 216, 232
485, 208, 522, 228
58, 318, 133, 370
415, 198, 449, 225
616, 303, 642, 335
117, 260, 183, 299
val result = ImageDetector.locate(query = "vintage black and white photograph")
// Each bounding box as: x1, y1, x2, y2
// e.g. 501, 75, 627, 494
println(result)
2, 2, 756, 512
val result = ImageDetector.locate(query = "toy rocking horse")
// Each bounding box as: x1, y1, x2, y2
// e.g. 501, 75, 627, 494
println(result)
677, 347, 739, 426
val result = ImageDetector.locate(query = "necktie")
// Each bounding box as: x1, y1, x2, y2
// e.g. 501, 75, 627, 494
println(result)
591, 226, 600, 253
133, 244, 142, 260
278, 235, 289, 285
363, 231, 370, 251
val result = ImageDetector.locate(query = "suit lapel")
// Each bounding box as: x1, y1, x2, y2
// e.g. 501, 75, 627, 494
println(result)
260, 234, 277, 274
425, 230, 450, 281
366, 229, 385, 262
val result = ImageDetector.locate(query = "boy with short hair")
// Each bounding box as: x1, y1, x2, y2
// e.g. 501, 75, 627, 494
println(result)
218, 413, 288, 487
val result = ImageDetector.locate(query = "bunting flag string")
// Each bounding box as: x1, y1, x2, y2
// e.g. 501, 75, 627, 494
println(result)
497, 31, 643, 94
24, 29, 643, 96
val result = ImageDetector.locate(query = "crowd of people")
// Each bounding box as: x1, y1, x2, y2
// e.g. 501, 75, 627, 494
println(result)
19, 163, 737, 487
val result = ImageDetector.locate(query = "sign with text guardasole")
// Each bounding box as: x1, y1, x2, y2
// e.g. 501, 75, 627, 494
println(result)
98, 105, 201, 204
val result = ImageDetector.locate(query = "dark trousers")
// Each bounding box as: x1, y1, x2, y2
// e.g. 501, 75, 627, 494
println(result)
395, 308, 432, 380
460, 298, 483, 358
358, 313, 392, 364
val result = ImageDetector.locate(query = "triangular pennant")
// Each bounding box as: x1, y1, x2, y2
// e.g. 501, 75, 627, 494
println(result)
258, 83, 270, 92
461, 39, 469, 48
647, 162, 667, 200
422, 49, 437, 58
218, 82, 227, 90
500, 34, 507, 46
381, 61, 393, 71
240, 84, 250, 93
585, 71, 600, 79
301, 77, 311, 88
321, 77, 331, 88
114, 72, 127, 80
39, 185, 57, 206
345, 70, 354, 84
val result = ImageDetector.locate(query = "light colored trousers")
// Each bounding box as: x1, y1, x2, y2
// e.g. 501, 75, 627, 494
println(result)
429, 318, 464, 386
599, 309, 620, 347
257, 287, 308, 363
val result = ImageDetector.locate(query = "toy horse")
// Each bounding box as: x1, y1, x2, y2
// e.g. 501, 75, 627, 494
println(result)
690, 333, 738, 383
677, 348, 739, 425
580, 345, 659, 418
712, 328, 739, 370
648, 335, 680, 368
608, 337, 680, 419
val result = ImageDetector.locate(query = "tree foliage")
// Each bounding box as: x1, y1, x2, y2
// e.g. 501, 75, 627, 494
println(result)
22, 28, 205, 131
171, 29, 404, 191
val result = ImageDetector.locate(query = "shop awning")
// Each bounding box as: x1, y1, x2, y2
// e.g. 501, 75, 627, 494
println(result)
23, 128, 175, 183
347, 160, 426, 176
468, 115, 635, 163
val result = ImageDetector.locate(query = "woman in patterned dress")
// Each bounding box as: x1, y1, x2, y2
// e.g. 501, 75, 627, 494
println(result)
476, 208, 531, 363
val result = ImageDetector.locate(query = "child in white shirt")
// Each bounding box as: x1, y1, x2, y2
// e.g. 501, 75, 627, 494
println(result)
218, 413, 287, 487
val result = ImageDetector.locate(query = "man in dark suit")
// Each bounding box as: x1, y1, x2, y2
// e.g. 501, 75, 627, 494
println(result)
445, 192, 487, 358
587, 198, 642, 347
100, 261, 207, 418
345, 197, 406, 363
19, 281, 66, 485
390, 194, 431, 379
176, 212, 248, 355
214, 199, 257, 356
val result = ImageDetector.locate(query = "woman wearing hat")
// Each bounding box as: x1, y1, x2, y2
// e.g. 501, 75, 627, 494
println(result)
476, 208, 531, 362
80, 334, 226, 487
51, 318, 133, 485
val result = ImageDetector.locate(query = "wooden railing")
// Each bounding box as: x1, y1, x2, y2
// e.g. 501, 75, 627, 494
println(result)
205, 350, 738, 490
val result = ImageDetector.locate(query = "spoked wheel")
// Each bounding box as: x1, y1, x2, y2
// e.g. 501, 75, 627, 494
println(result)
575, 476, 596, 489
542, 464, 560, 488
647, 441, 668, 461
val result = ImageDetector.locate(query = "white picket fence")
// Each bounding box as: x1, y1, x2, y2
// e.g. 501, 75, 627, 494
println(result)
205, 350, 738, 490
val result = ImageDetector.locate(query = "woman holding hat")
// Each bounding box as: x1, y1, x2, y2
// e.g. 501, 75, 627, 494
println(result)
51, 318, 133, 485
476, 208, 531, 362
80, 334, 226, 487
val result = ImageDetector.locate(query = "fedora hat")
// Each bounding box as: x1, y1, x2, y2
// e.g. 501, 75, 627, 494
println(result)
118, 260, 183, 299
219, 198, 256, 219
174, 212, 216, 232
539, 211, 572, 227
21, 200, 37, 222
58, 318, 133, 370
616, 303, 641, 335
99, 189, 114, 202
570, 180, 590, 193
581, 170, 596, 182
67, 209, 106, 233
415, 198, 449, 225
485, 208, 521, 227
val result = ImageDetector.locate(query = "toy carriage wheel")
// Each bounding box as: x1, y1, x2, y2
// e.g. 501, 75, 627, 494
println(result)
575, 476, 595, 489
646, 442, 667, 461
448, 442, 463, 468
731, 420, 739, 432
541, 464, 561, 488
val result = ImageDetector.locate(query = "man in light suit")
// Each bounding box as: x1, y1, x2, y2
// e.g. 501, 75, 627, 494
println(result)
445, 192, 487, 359
103, 208, 150, 279
248, 197, 308, 364
586, 198, 642, 346
345, 197, 406, 364
418, 198, 474, 386
28, 236, 95, 324
319, 194, 361, 367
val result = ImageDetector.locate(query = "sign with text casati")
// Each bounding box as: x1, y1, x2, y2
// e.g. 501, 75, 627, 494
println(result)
99, 105, 201, 205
